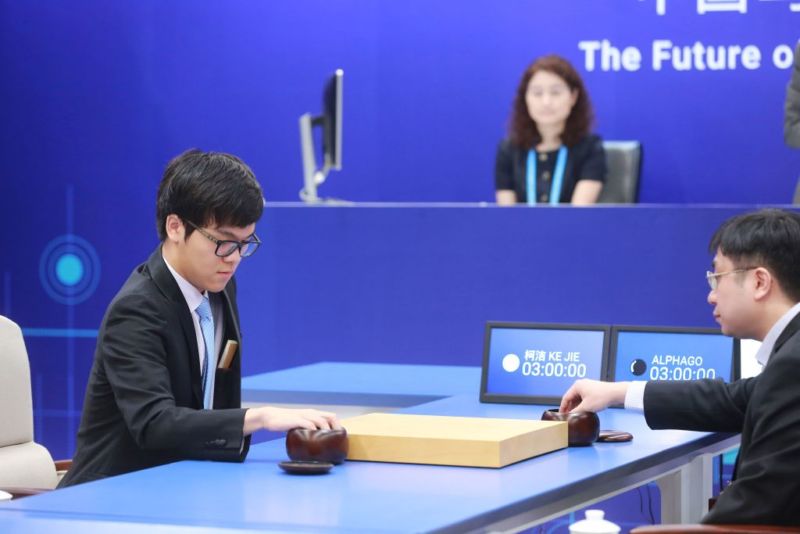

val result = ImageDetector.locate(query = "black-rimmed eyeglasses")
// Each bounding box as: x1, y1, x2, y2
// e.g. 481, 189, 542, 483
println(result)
184, 219, 261, 258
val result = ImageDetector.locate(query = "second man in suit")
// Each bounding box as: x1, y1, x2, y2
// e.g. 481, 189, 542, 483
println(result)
559, 208, 800, 526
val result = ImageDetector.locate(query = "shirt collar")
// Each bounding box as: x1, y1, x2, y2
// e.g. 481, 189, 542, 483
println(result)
755, 301, 800, 366
162, 254, 207, 312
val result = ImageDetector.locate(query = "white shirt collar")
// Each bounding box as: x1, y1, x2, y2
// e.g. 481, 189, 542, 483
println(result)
162, 254, 207, 312
755, 301, 800, 366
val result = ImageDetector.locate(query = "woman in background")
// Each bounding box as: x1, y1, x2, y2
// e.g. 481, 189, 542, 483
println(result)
495, 55, 606, 205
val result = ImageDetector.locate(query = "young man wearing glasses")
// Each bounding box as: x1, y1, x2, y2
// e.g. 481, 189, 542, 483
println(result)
559, 208, 800, 526
60, 149, 339, 488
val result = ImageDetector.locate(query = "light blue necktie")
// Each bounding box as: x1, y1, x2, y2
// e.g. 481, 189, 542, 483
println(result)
196, 296, 216, 409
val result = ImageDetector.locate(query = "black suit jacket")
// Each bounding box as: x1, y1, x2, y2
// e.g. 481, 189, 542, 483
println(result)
644, 313, 800, 526
59, 248, 251, 487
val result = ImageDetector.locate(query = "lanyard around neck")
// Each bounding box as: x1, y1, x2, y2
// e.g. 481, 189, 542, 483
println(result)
526, 146, 568, 206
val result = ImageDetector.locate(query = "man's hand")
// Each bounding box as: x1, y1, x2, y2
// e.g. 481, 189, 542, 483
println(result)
559, 379, 630, 413
244, 407, 341, 435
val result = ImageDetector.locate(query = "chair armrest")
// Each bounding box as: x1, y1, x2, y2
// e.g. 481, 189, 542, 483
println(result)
0, 487, 51, 499
632, 525, 800, 534
0, 459, 72, 498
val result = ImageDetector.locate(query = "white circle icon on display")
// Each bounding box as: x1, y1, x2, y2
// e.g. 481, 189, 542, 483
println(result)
502, 353, 520, 373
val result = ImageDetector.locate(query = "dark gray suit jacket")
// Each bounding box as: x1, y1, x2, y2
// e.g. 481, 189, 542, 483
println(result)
786, 43, 800, 149
644, 313, 800, 526
59, 247, 251, 487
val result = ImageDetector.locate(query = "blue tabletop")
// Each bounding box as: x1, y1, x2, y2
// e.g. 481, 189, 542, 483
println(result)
0, 510, 277, 534
242, 362, 481, 407
0, 395, 735, 533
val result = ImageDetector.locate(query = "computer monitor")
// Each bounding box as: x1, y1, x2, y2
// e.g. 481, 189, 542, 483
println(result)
608, 326, 740, 383
480, 322, 610, 405
299, 69, 343, 203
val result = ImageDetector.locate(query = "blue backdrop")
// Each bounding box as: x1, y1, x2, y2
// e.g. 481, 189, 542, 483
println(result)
1, 1, 798, 205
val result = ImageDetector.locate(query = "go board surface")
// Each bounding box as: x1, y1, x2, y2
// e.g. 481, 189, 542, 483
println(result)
342, 413, 567, 468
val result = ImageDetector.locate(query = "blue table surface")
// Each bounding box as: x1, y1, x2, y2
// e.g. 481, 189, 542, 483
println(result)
0, 395, 732, 533
0, 510, 274, 534
242, 362, 482, 406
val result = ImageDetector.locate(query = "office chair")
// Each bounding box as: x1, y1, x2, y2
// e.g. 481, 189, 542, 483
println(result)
0, 315, 71, 498
598, 140, 642, 203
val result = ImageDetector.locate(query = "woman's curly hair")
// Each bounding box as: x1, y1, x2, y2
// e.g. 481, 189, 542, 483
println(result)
508, 55, 594, 149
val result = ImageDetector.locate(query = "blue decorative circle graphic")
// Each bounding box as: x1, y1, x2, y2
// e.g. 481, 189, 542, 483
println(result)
55, 253, 84, 286
39, 235, 101, 305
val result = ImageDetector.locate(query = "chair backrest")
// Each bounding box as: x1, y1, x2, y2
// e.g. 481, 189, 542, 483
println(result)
0, 315, 57, 489
598, 140, 642, 204
0, 315, 35, 449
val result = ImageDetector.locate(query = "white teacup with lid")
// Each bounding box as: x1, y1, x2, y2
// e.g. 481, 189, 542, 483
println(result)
569, 509, 621, 534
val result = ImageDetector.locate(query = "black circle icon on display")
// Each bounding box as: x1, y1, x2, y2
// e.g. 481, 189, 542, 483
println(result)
630, 359, 647, 376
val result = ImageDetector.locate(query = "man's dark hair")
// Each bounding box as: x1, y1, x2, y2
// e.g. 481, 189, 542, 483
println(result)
156, 149, 264, 241
709, 209, 800, 301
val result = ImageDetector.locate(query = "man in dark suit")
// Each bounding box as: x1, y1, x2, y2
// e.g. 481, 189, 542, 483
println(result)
560, 209, 800, 526
60, 150, 339, 488
786, 42, 800, 150
786, 43, 800, 202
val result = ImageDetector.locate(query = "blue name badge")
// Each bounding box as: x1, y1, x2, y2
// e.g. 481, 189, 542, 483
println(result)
609, 326, 740, 383
480, 322, 610, 405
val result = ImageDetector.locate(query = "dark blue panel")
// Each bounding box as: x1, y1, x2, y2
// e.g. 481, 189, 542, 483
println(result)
234, 204, 756, 376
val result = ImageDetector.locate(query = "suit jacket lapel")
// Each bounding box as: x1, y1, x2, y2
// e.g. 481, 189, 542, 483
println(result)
146, 247, 204, 407
218, 279, 242, 373
732, 310, 800, 480
731, 314, 800, 480
771, 311, 800, 358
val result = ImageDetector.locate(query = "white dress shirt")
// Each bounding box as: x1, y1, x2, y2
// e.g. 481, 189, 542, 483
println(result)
163, 255, 224, 372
